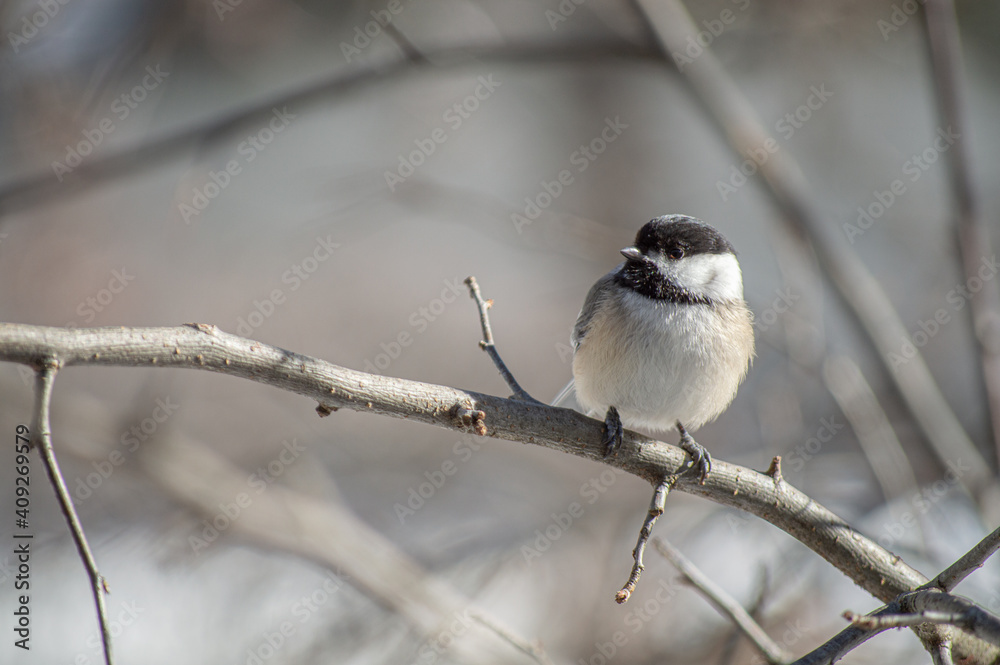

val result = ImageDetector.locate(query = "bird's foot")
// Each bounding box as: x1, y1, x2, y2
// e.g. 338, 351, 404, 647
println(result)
677, 422, 711, 485
602, 406, 623, 457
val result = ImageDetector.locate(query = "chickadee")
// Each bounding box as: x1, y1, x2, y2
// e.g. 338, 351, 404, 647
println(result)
566, 215, 754, 483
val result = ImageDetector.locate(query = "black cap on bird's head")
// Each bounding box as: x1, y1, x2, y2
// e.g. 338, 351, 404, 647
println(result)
623, 215, 736, 263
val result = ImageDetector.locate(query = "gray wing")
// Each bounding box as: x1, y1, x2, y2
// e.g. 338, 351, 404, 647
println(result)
556, 270, 618, 408
571, 269, 618, 350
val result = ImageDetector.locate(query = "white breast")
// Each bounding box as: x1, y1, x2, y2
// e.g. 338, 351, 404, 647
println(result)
572, 288, 753, 433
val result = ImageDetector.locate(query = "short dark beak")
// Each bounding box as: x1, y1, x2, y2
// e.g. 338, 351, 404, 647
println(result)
620, 247, 643, 262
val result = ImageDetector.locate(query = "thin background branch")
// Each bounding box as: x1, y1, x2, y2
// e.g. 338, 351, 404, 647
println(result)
821, 356, 920, 505
653, 537, 792, 664
467, 611, 557, 665
0, 42, 658, 217
143, 432, 554, 665
921, 0, 1000, 466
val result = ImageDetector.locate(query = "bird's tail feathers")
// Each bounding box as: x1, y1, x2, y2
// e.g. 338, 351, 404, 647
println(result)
551, 379, 576, 407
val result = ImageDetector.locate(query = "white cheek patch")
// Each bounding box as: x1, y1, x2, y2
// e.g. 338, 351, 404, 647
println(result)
661, 253, 744, 301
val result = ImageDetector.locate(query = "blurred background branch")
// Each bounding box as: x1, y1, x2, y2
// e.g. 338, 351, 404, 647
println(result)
921, 0, 1000, 469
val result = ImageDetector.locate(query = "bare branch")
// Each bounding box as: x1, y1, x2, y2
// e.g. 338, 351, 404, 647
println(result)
795, 525, 1000, 664
798, 565, 1000, 665
30, 362, 114, 665
633, 0, 991, 496
465, 277, 539, 403
842, 590, 1000, 654
0, 322, 940, 591
900, 591, 1000, 648
0, 321, 997, 662
616, 476, 674, 604
653, 537, 792, 664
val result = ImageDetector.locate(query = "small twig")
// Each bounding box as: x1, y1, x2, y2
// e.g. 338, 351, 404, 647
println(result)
616, 475, 675, 603
464, 276, 539, 403
653, 537, 792, 664
468, 610, 557, 665
31, 362, 114, 665
844, 609, 964, 630
899, 590, 1000, 649
925, 523, 1000, 592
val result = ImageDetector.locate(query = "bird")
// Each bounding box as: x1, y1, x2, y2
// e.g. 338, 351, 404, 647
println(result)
564, 214, 754, 484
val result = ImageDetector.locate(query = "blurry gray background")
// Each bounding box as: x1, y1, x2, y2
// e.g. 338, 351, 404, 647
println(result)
1, 0, 1000, 663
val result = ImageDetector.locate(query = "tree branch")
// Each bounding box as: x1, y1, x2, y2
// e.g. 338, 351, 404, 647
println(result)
847, 590, 1000, 648
0, 320, 997, 663
0, 323, 924, 597
30, 362, 114, 665
794, 523, 1000, 664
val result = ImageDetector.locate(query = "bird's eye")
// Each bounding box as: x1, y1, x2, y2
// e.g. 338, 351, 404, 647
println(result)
667, 247, 685, 260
